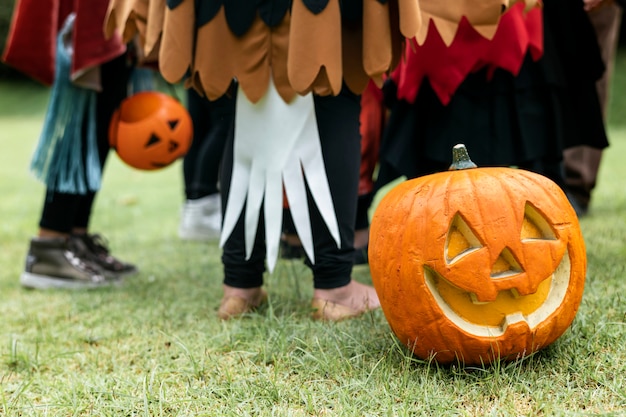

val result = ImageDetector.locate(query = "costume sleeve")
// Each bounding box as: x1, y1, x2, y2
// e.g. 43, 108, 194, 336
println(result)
2, 0, 61, 85
72, 0, 126, 81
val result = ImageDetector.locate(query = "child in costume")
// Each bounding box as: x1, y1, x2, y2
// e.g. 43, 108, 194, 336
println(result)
3, 0, 137, 289
376, 0, 608, 197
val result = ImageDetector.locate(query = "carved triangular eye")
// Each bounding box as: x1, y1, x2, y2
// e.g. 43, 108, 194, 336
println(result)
446, 213, 482, 264
168, 119, 179, 130
521, 203, 556, 241
145, 133, 161, 148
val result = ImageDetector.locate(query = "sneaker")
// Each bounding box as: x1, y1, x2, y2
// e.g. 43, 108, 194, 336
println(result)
20, 237, 113, 290
178, 194, 222, 241
72, 233, 138, 278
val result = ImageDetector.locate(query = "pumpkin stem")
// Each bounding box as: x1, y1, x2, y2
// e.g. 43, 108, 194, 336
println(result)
449, 144, 478, 170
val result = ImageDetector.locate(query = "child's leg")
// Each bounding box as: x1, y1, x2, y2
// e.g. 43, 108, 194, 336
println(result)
218, 124, 267, 319
307, 89, 380, 320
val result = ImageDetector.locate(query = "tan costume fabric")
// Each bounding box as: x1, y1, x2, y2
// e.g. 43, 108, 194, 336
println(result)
415, 0, 538, 44
104, 0, 163, 62
191, 9, 293, 103
158, 0, 193, 83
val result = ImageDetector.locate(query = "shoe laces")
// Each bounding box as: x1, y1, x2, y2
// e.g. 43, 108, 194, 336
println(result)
83, 234, 111, 256
86, 234, 136, 272
66, 239, 105, 276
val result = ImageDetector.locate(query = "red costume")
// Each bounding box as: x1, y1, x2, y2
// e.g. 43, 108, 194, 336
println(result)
2, 0, 125, 85
393, 2, 543, 106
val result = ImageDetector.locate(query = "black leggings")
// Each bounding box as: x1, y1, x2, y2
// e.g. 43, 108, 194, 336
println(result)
182, 86, 235, 200
39, 54, 130, 233
220, 89, 361, 289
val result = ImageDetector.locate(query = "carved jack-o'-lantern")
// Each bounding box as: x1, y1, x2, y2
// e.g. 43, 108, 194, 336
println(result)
109, 91, 192, 170
369, 144, 586, 365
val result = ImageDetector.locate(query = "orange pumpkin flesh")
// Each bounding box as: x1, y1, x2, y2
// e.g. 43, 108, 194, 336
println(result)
109, 92, 193, 171
369, 144, 586, 365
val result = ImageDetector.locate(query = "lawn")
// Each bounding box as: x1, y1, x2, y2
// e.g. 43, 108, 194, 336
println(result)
0, 52, 625, 415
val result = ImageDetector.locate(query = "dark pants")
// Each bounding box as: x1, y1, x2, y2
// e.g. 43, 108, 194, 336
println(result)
182, 86, 235, 200
39, 54, 130, 233
563, 4, 622, 212
220, 89, 361, 289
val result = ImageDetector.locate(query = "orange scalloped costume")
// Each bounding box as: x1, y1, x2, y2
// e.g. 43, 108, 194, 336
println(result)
103, 0, 540, 102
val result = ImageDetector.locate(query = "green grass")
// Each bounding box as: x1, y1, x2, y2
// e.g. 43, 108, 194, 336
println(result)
1, 52, 626, 415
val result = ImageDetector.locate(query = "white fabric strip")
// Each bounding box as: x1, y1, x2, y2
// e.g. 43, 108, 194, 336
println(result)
220, 79, 341, 272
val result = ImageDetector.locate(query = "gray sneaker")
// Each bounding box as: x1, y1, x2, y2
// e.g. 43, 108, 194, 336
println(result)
20, 237, 116, 290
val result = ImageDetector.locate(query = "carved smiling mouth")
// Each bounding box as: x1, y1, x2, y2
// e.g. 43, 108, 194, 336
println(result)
423, 250, 571, 337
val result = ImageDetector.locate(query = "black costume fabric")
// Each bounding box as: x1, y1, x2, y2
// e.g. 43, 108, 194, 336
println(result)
192, 0, 291, 32
183, 85, 235, 200
39, 54, 131, 232
376, 0, 608, 190
221, 88, 361, 289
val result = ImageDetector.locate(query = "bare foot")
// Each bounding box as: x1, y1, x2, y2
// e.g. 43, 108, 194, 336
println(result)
312, 280, 380, 321
221, 285, 265, 302
218, 285, 267, 320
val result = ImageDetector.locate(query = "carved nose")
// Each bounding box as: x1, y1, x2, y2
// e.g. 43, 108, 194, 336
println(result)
491, 248, 523, 279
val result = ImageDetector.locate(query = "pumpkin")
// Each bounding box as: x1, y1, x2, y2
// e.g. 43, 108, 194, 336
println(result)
369, 144, 586, 365
109, 91, 192, 170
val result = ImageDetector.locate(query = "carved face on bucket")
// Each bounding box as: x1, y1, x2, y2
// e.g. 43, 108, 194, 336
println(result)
369, 162, 587, 365
109, 92, 192, 171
